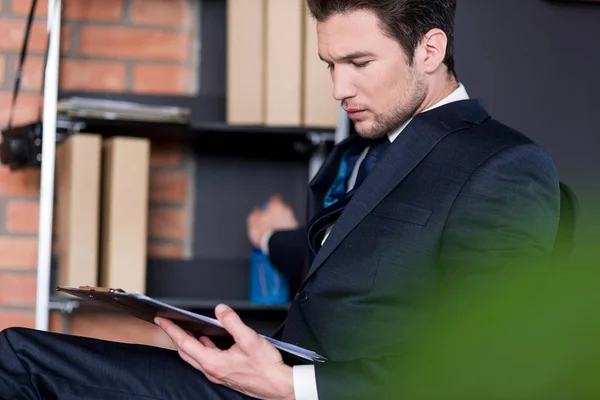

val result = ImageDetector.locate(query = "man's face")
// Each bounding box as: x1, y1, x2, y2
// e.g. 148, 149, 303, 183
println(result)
317, 9, 427, 139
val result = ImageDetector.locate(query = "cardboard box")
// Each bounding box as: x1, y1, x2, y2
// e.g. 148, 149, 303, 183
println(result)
302, 10, 339, 128
264, 0, 303, 126
226, 0, 266, 125
100, 137, 150, 293
56, 134, 102, 288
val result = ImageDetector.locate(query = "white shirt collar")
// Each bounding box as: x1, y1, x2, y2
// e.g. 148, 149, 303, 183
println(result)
388, 83, 470, 143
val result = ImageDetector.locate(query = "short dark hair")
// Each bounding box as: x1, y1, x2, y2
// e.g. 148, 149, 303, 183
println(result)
306, 0, 457, 76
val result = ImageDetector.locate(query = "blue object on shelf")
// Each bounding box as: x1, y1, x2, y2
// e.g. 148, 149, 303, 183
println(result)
249, 248, 289, 305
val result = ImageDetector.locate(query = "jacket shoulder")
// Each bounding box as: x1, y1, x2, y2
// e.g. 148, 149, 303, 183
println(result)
451, 117, 555, 168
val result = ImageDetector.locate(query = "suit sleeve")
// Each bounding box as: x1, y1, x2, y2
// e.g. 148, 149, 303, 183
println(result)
267, 227, 308, 280
312, 144, 561, 399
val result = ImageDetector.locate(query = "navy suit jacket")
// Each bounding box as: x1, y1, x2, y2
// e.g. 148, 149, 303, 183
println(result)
275, 100, 560, 398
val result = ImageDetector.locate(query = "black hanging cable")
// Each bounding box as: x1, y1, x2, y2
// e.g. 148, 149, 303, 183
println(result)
7, 0, 39, 130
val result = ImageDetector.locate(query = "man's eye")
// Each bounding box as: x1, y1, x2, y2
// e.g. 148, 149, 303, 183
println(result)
353, 61, 370, 68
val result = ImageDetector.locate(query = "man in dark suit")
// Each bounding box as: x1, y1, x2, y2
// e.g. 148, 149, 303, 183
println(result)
0, 0, 560, 399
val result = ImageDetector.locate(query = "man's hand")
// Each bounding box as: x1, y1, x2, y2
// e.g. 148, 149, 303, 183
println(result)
247, 195, 299, 248
156, 304, 295, 400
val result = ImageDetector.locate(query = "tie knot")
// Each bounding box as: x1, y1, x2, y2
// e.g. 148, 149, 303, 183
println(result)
365, 137, 390, 160
354, 137, 390, 188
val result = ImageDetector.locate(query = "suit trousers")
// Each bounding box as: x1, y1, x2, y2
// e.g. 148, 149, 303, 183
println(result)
0, 327, 252, 400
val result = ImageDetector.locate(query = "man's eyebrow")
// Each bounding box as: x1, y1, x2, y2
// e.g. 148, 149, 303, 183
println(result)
319, 51, 375, 63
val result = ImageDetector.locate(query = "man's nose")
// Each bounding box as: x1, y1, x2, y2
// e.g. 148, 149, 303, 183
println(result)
332, 68, 355, 101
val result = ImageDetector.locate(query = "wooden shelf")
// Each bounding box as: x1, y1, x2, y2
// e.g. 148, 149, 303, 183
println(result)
48, 258, 294, 318
0, 114, 335, 169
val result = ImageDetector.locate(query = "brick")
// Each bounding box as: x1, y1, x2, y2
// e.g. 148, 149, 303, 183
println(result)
13, 56, 44, 91
0, 310, 35, 330
79, 26, 190, 62
6, 200, 39, 234
59, 59, 126, 92
0, 92, 43, 127
0, 20, 72, 54
149, 170, 187, 204
10, 0, 48, 17
0, 55, 5, 87
131, 0, 190, 27
147, 242, 183, 259
150, 144, 183, 167
132, 64, 191, 95
12, 0, 124, 21
70, 314, 172, 347
0, 272, 37, 306
49, 312, 66, 333
148, 206, 185, 240
0, 164, 41, 197
61, 25, 73, 54
63, 0, 123, 21
0, 237, 38, 270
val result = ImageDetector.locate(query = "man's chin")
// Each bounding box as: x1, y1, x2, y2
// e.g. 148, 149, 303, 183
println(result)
352, 119, 370, 134
353, 120, 385, 139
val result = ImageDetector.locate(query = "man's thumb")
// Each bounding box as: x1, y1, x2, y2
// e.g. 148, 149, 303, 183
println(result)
215, 304, 258, 348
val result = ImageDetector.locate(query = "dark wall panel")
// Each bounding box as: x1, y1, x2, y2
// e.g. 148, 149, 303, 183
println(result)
193, 156, 308, 259
454, 0, 600, 233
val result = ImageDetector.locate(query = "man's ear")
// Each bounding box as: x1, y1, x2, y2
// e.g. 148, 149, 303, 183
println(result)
418, 28, 448, 74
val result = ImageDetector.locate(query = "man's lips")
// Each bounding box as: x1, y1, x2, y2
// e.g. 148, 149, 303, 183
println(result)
345, 108, 366, 119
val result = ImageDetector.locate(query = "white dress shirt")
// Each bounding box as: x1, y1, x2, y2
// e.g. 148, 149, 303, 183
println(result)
291, 83, 470, 400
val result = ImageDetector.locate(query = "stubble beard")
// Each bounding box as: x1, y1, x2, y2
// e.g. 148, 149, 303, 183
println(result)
355, 76, 428, 140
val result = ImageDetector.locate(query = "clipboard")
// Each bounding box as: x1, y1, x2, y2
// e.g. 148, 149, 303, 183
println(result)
56, 286, 327, 364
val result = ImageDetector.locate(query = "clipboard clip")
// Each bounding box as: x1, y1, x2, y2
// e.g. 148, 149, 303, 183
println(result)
77, 286, 126, 294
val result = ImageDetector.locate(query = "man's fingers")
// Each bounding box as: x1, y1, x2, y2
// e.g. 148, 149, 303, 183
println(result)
155, 317, 220, 359
178, 348, 204, 371
215, 304, 260, 350
247, 208, 260, 225
199, 336, 218, 349
155, 317, 189, 348
269, 194, 283, 204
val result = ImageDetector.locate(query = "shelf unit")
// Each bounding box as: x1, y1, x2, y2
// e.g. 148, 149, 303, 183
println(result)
20, 0, 349, 331
40, 254, 294, 335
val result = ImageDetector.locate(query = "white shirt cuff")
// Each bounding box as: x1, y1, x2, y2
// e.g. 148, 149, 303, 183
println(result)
293, 365, 319, 400
260, 229, 275, 255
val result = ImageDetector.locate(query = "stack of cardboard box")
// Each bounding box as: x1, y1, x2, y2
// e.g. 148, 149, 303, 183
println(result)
226, 0, 338, 127
56, 135, 150, 294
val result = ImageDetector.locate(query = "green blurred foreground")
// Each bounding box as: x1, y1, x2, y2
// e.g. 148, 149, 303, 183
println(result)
376, 234, 600, 398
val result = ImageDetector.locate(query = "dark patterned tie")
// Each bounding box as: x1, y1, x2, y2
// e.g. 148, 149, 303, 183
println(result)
353, 137, 391, 189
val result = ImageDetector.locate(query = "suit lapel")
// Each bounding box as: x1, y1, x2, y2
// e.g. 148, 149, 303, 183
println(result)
301, 100, 490, 285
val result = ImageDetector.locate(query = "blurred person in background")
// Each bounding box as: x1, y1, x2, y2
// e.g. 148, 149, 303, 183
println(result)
247, 194, 306, 282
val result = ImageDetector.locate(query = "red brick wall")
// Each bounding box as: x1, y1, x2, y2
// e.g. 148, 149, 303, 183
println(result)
0, 0, 195, 346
